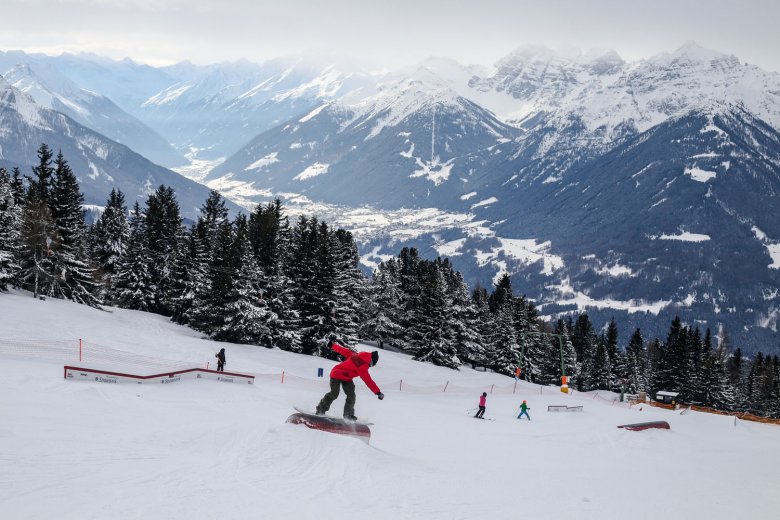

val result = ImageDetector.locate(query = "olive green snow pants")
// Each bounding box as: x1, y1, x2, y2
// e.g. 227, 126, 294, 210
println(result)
316, 378, 356, 418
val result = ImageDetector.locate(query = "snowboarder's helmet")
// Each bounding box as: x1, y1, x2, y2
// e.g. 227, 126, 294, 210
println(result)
523, 400, 526, 403
371, 351, 379, 366
482, 392, 487, 397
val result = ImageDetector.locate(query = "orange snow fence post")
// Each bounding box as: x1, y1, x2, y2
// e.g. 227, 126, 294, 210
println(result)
281, 371, 285, 384
79, 338, 82, 362
561, 376, 569, 394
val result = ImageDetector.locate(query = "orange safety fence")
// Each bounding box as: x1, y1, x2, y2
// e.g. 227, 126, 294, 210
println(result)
688, 404, 780, 426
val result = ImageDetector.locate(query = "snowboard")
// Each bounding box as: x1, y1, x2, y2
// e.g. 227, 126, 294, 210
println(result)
286, 407, 372, 441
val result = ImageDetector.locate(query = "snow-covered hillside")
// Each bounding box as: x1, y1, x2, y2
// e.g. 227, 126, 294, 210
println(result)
1, 291, 778, 519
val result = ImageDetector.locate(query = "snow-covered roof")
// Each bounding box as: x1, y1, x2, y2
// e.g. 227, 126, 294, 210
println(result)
656, 391, 679, 397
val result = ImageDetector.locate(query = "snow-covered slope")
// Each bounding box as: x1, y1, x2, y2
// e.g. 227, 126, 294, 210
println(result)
1, 291, 778, 520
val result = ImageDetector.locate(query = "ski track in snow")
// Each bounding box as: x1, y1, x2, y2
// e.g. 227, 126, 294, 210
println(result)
0, 291, 779, 520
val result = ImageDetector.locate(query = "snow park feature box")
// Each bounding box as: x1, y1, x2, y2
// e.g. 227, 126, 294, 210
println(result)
64, 366, 254, 385
547, 405, 584, 412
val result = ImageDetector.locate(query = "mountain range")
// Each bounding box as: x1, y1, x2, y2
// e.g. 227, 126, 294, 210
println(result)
0, 43, 778, 352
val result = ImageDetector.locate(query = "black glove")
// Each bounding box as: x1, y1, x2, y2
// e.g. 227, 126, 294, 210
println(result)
376, 392, 384, 400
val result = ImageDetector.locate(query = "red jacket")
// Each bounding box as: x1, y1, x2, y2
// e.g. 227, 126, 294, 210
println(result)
479, 395, 487, 407
330, 343, 381, 394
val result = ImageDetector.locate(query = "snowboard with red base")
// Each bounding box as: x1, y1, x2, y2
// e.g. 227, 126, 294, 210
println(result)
286, 407, 372, 442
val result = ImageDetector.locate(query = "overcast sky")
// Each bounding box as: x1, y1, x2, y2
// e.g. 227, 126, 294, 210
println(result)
2, 0, 778, 71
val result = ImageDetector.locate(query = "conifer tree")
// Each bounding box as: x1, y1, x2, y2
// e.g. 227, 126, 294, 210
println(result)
49, 152, 100, 305
554, 319, 578, 384
93, 189, 129, 282
361, 258, 405, 347
19, 144, 59, 298
330, 229, 364, 347
625, 328, 648, 392
487, 275, 520, 375
653, 317, 684, 393
590, 336, 612, 390
468, 284, 494, 368
0, 168, 22, 289
406, 262, 460, 368
10, 167, 25, 206
144, 185, 183, 315
170, 224, 206, 325
446, 270, 485, 369
213, 227, 277, 345
113, 203, 154, 311
572, 314, 598, 390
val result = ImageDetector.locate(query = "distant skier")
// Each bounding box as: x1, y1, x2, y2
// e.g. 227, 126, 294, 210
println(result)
474, 392, 487, 418
315, 341, 384, 421
517, 400, 531, 421
215, 348, 226, 372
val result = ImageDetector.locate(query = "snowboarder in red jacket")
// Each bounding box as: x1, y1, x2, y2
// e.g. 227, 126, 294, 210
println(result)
315, 342, 384, 421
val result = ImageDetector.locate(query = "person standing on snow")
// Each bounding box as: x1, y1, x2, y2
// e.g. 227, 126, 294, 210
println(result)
517, 400, 531, 420
316, 341, 384, 421
475, 392, 487, 418
215, 348, 226, 372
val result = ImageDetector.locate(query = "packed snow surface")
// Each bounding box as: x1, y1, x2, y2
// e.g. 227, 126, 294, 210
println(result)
1, 291, 778, 520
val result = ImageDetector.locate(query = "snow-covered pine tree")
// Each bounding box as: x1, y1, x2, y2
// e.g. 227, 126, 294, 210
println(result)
10, 167, 25, 206
572, 313, 598, 391
553, 319, 578, 384
245, 199, 300, 350
197, 219, 236, 334
49, 152, 100, 306
396, 247, 422, 350
444, 269, 485, 369
360, 258, 405, 348
19, 144, 59, 298
287, 218, 331, 355
171, 223, 209, 325
112, 202, 154, 310
468, 284, 494, 368
212, 221, 277, 345
713, 344, 738, 411
0, 168, 22, 289
589, 335, 612, 390
330, 229, 365, 347
405, 261, 460, 368
144, 185, 183, 315
625, 328, 648, 393
684, 327, 705, 404
287, 216, 325, 353
487, 274, 520, 376
605, 318, 624, 390
199, 190, 229, 254
92, 189, 129, 288
248, 199, 286, 275
653, 317, 685, 394
514, 296, 546, 383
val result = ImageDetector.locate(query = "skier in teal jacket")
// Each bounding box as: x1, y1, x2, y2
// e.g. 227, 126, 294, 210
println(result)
517, 400, 531, 420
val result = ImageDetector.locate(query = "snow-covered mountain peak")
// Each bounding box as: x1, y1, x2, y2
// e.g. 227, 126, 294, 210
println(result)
4, 62, 93, 116
0, 75, 48, 129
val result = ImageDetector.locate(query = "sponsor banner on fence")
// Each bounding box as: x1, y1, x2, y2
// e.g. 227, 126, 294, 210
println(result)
64, 366, 254, 386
